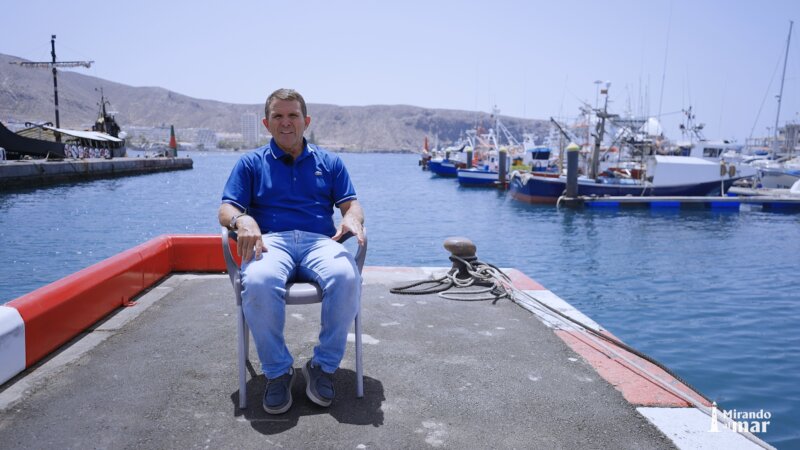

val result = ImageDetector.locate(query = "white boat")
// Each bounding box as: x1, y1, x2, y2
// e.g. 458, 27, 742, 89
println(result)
671, 107, 758, 179
754, 156, 800, 188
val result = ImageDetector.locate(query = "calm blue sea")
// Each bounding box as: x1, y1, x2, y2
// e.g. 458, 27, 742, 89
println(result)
1, 151, 798, 447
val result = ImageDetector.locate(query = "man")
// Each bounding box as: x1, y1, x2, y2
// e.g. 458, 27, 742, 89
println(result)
218, 88, 365, 414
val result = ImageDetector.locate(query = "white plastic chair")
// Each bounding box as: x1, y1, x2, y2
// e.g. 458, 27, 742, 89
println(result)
221, 227, 366, 409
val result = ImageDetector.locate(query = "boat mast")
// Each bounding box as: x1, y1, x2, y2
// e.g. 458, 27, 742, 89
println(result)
98, 87, 108, 118
772, 20, 793, 156
591, 82, 611, 179
9, 35, 93, 143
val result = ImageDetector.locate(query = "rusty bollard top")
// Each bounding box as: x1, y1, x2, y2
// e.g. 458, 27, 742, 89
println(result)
443, 237, 477, 259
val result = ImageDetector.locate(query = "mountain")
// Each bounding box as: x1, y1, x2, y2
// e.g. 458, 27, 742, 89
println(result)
0, 53, 548, 151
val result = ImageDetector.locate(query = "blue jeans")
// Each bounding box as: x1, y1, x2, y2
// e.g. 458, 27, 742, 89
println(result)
240, 230, 361, 379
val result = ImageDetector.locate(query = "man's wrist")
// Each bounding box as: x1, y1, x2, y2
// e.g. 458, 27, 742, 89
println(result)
229, 213, 248, 230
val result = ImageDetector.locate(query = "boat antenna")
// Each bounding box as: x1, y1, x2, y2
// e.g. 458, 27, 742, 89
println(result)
657, 1, 673, 120
97, 87, 109, 117
772, 20, 793, 157
8, 35, 94, 142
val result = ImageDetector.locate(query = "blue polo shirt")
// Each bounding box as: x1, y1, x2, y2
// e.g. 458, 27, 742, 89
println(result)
221, 139, 357, 237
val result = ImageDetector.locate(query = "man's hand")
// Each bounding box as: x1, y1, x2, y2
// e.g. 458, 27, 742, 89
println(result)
333, 200, 365, 245
235, 215, 264, 262
219, 204, 265, 262
332, 216, 365, 245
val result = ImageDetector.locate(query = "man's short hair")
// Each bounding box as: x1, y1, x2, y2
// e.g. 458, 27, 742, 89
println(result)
265, 89, 308, 118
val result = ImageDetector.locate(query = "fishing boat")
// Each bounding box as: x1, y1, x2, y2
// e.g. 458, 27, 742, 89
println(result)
670, 107, 758, 179
456, 108, 530, 187
457, 151, 505, 187
755, 156, 800, 189
509, 86, 752, 204
510, 155, 749, 204
428, 145, 467, 177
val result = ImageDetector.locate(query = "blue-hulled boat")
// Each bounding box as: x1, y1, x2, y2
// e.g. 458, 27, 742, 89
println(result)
428, 144, 468, 177
457, 167, 501, 186
428, 157, 463, 177
509, 155, 748, 204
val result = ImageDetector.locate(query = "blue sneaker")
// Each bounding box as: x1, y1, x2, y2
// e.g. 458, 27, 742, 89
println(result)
262, 368, 295, 414
304, 359, 334, 407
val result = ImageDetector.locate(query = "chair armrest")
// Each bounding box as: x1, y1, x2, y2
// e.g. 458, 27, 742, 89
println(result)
221, 227, 240, 287
336, 232, 368, 274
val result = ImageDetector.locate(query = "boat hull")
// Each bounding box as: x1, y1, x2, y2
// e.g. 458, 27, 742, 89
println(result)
509, 174, 737, 205
457, 168, 501, 187
1, 121, 66, 158
428, 159, 460, 177
758, 168, 800, 189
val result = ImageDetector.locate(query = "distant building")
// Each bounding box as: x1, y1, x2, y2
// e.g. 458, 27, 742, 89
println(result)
181, 128, 218, 149
124, 125, 218, 150
126, 125, 171, 148
241, 113, 259, 147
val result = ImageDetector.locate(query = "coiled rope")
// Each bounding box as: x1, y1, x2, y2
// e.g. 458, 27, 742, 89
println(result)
389, 255, 513, 303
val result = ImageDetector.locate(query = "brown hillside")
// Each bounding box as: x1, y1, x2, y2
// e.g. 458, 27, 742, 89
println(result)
1, 53, 547, 151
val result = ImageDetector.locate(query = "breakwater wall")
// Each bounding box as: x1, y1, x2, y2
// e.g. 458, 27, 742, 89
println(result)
0, 157, 193, 189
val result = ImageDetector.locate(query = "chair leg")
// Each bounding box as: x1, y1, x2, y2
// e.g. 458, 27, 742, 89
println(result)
244, 321, 250, 363
237, 306, 248, 409
355, 312, 364, 398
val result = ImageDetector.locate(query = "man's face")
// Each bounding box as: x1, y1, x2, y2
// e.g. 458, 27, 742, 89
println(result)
264, 99, 311, 156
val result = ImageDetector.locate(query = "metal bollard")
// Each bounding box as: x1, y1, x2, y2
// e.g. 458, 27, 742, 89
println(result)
565, 142, 580, 198
444, 237, 477, 280
498, 148, 507, 189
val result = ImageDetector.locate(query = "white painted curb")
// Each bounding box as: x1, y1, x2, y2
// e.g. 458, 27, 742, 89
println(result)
0, 306, 26, 385
637, 407, 773, 449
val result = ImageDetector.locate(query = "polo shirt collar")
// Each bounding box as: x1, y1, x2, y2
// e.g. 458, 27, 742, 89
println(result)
268, 138, 315, 163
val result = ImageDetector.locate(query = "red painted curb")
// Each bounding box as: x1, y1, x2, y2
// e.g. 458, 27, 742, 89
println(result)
6, 234, 224, 368
505, 268, 546, 290
504, 266, 708, 408
556, 329, 710, 407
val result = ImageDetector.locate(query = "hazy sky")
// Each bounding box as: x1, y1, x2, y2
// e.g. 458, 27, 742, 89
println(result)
2, 0, 798, 142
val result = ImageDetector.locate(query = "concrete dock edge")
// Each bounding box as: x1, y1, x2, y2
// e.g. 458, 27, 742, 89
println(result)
0, 157, 193, 189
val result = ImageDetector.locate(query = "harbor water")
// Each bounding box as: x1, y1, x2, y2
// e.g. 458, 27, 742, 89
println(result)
1, 151, 798, 448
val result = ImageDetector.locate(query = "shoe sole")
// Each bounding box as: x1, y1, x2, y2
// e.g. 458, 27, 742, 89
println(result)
262, 370, 295, 415
304, 363, 332, 407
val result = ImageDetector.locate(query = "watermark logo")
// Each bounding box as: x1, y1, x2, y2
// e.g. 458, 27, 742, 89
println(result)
709, 402, 771, 434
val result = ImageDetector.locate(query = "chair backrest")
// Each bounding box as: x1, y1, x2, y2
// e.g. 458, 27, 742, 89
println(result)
220, 227, 367, 305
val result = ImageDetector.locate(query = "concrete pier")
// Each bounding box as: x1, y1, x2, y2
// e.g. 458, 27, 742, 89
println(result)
0, 156, 193, 189
0, 268, 771, 448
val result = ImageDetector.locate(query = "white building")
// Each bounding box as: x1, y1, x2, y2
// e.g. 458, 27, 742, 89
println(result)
240, 113, 260, 147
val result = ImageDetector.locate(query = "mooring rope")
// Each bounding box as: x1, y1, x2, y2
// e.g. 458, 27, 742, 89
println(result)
389, 255, 513, 303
